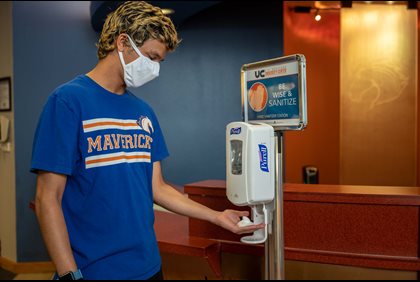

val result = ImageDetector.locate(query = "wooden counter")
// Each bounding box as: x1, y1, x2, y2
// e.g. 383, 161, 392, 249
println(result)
154, 180, 420, 278
154, 210, 222, 277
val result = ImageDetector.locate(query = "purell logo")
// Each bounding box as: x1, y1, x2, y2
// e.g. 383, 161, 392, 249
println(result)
230, 127, 241, 135
258, 144, 269, 172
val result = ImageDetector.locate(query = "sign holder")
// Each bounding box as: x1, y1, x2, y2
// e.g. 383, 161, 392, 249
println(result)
241, 54, 307, 280
242, 54, 307, 131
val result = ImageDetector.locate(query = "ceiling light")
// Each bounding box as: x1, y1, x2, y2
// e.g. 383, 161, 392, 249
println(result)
315, 10, 321, 21
162, 8, 175, 15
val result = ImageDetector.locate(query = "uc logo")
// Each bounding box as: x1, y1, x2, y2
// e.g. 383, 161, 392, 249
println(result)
255, 70, 265, 78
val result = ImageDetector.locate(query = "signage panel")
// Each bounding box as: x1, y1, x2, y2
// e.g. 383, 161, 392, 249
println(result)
242, 54, 307, 130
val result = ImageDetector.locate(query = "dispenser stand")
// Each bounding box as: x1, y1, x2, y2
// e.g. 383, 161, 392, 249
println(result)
265, 131, 285, 280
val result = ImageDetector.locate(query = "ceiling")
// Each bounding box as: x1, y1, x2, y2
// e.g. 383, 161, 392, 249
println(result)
90, 1, 221, 33
149, 1, 221, 26
285, 1, 419, 10
91, 1, 418, 33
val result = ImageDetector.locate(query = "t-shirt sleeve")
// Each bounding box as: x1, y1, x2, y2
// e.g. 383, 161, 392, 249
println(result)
31, 93, 80, 176
150, 112, 169, 163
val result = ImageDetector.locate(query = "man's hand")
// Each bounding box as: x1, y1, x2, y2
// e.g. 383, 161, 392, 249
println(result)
213, 209, 265, 235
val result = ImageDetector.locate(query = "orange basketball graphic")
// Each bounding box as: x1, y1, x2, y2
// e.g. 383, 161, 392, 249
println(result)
248, 82, 268, 112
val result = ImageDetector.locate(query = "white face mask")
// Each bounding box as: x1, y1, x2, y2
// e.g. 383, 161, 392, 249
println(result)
118, 35, 160, 88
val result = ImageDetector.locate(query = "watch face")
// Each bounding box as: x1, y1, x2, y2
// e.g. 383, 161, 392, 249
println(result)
59, 270, 83, 280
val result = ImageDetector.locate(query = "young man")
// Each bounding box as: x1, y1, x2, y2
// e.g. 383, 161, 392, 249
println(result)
31, 1, 263, 280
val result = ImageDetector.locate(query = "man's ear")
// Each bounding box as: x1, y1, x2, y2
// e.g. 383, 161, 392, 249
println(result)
116, 34, 128, 52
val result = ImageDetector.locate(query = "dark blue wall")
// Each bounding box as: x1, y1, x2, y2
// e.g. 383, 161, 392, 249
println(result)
13, 1, 282, 261
13, 1, 98, 261
138, 1, 284, 185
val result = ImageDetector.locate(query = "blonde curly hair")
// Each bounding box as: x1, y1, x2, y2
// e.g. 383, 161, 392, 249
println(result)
96, 1, 180, 59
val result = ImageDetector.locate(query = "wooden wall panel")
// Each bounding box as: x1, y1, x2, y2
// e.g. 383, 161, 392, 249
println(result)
340, 4, 418, 186
283, 2, 340, 184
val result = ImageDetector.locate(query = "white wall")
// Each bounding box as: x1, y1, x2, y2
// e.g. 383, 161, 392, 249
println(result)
0, 1, 17, 262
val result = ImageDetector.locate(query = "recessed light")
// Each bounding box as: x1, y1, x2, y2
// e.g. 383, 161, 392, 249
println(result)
162, 8, 175, 15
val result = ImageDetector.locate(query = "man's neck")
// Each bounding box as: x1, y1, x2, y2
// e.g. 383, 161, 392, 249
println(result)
86, 53, 126, 95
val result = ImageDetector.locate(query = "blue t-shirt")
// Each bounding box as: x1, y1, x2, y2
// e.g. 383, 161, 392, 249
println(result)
31, 74, 169, 280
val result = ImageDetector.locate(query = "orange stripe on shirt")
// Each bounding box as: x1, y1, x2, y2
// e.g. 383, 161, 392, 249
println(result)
85, 155, 151, 165
83, 122, 139, 129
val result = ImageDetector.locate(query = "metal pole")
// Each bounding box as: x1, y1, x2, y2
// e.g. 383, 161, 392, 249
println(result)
277, 131, 285, 279
266, 131, 285, 280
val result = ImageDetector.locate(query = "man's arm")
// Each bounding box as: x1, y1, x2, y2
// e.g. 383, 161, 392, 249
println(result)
152, 162, 264, 234
35, 171, 78, 276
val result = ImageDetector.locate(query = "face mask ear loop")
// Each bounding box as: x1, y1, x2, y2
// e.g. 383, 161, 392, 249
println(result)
118, 34, 133, 68
118, 51, 127, 68
126, 34, 142, 58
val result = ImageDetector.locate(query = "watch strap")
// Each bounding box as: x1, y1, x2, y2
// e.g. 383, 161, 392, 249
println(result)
59, 269, 83, 280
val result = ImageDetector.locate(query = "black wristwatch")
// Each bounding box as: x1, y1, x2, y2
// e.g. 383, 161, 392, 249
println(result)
58, 269, 84, 280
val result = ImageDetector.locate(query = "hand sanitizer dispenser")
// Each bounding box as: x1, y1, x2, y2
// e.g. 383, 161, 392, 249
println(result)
226, 121, 275, 244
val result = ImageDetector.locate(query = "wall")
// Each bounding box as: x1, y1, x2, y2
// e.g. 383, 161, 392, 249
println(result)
0, 1, 17, 262
418, 7, 420, 187
138, 1, 284, 185
340, 4, 418, 186
283, 2, 419, 186
13, 1, 98, 262
283, 3, 340, 184
11, 1, 283, 262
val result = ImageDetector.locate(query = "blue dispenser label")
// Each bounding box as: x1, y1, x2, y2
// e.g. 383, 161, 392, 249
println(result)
258, 144, 269, 172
